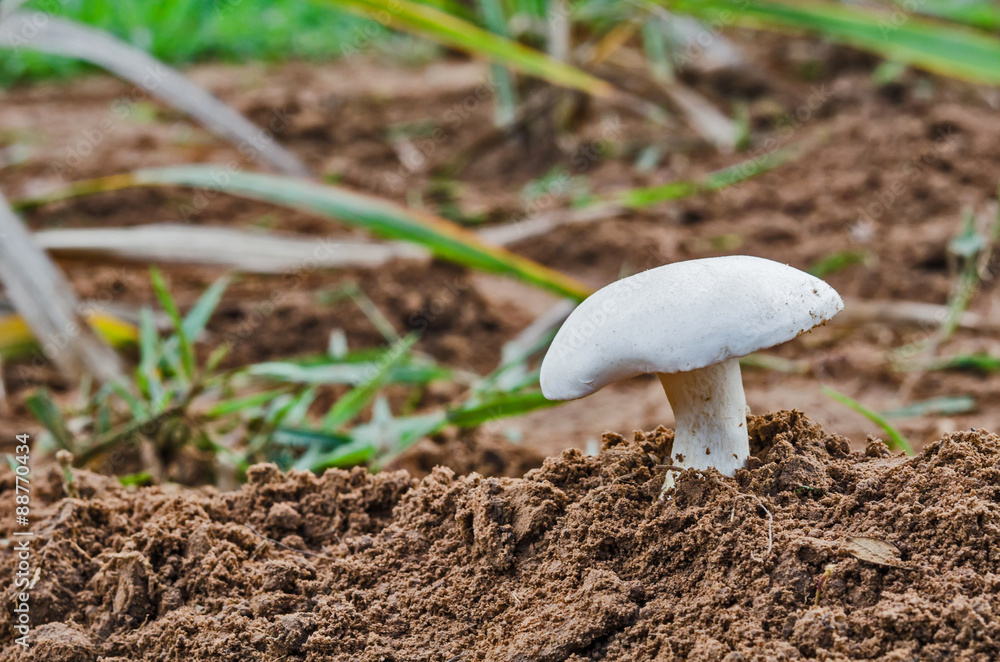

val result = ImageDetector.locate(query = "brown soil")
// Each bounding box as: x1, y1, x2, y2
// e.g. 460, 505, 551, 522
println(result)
4, 411, 1000, 661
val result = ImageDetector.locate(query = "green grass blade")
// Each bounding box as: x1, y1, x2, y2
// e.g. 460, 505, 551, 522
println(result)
319, 0, 617, 98
331, 282, 400, 343
274, 387, 318, 428
890, 0, 1000, 31
31, 168, 592, 301
669, 0, 1000, 86
475, 0, 519, 125
821, 385, 913, 455
249, 361, 383, 385
924, 353, 1000, 373
108, 380, 152, 419
204, 389, 290, 418
181, 275, 230, 341
136, 307, 165, 405
360, 410, 448, 468
0, 13, 310, 175
307, 438, 378, 470
322, 335, 419, 431
807, 250, 869, 278
24, 389, 74, 450
881, 395, 976, 419
117, 472, 154, 487
149, 267, 195, 381
447, 390, 558, 427
595, 145, 799, 209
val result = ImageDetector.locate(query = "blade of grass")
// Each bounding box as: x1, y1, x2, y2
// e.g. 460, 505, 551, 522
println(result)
669, 0, 1000, 86
24, 389, 73, 450
149, 267, 195, 381
181, 275, 230, 341
322, 282, 401, 343
117, 472, 154, 487
476, 0, 519, 126
0, 309, 138, 360
923, 353, 1000, 374
107, 380, 152, 419
821, 385, 913, 455
0, 13, 310, 176
136, 307, 165, 405
204, 388, 291, 418
322, 335, 418, 431
249, 361, 385, 385
881, 395, 976, 419
20, 167, 592, 301
34, 224, 422, 273
588, 144, 800, 209
0, 191, 123, 381
447, 390, 558, 427
478, 143, 804, 245
890, 0, 1000, 32
0, 314, 38, 360
273, 386, 318, 428
807, 250, 870, 278
318, 0, 618, 98
272, 426, 353, 449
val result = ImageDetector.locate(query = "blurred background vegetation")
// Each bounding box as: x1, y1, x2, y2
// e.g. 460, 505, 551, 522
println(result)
1, 0, 999, 485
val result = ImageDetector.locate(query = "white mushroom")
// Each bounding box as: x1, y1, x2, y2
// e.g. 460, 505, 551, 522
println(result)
540, 256, 843, 487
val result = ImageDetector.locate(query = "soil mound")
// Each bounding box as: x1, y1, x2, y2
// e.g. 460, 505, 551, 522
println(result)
3, 411, 1000, 661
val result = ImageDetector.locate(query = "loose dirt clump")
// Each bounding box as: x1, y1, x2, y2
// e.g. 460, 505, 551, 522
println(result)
3, 411, 1000, 661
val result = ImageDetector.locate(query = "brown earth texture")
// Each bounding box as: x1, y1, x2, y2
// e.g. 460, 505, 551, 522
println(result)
4, 411, 1000, 661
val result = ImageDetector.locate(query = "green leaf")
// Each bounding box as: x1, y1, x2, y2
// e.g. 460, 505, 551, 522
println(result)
333, 282, 400, 343
204, 389, 290, 418
249, 361, 382, 385
33, 168, 592, 301
670, 0, 1000, 86
323, 335, 419, 431
881, 395, 976, 419
275, 387, 319, 428
598, 145, 799, 209
447, 390, 557, 427
108, 380, 152, 420
307, 438, 378, 470
318, 0, 618, 98
118, 472, 153, 487
136, 306, 165, 405
358, 410, 447, 467
181, 275, 230, 340
273, 426, 353, 449
475, 0, 518, 125
822, 386, 914, 455
925, 353, 1000, 373
24, 389, 73, 451
890, 0, 1000, 32
249, 355, 449, 386
150, 266, 195, 380
807, 250, 870, 278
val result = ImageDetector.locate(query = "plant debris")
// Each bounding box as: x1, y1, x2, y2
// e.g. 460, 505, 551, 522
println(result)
844, 537, 906, 568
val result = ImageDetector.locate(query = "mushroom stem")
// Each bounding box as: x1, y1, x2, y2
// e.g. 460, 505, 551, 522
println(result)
657, 357, 749, 479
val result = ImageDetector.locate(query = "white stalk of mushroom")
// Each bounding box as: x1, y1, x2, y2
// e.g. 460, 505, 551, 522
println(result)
657, 357, 748, 476
540, 256, 843, 493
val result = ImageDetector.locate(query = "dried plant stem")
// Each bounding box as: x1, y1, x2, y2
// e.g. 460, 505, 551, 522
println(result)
0, 193, 122, 382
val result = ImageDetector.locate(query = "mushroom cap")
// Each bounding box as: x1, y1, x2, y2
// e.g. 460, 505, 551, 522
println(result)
540, 256, 843, 401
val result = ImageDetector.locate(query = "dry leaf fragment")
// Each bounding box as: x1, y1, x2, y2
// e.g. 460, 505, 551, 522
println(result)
845, 537, 904, 567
